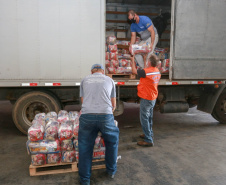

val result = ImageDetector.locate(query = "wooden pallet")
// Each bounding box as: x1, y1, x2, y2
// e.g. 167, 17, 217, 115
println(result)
29, 159, 106, 176
106, 73, 136, 79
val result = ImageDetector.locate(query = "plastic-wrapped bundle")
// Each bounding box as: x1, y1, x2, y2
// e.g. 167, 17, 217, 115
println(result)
118, 53, 131, 60
31, 154, 46, 166
105, 60, 111, 68
45, 112, 57, 123
107, 67, 116, 74
69, 111, 79, 121
108, 44, 117, 53
58, 110, 69, 124
106, 36, 116, 45
109, 52, 118, 60
122, 49, 130, 54
47, 153, 61, 164
111, 60, 119, 68
58, 120, 73, 141
61, 151, 76, 163
116, 67, 124, 74
121, 41, 130, 45
73, 117, 79, 139
129, 44, 151, 55
93, 148, 105, 160
124, 67, 132, 74
44, 121, 59, 141
73, 139, 79, 152
28, 121, 44, 141
61, 139, 74, 151
105, 52, 110, 60
33, 113, 46, 127
94, 136, 105, 150
120, 59, 130, 67
165, 59, 169, 67
27, 139, 60, 154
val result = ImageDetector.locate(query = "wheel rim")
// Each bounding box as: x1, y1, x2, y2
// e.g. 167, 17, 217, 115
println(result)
22, 101, 49, 126
215, 93, 226, 122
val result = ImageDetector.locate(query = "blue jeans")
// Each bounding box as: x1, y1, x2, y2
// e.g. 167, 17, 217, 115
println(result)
140, 98, 156, 143
78, 114, 119, 185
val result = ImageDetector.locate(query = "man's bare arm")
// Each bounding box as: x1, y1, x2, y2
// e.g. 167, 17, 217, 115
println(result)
111, 97, 116, 112
130, 32, 136, 45
80, 97, 83, 104
131, 57, 137, 75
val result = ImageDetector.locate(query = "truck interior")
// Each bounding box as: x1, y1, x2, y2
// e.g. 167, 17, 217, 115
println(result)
105, 0, 172, 79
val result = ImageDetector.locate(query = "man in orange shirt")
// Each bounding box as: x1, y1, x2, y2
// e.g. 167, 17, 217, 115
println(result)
131, 54, 161, 146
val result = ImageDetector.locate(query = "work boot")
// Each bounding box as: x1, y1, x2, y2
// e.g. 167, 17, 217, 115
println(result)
137, 141, 154, 147
139, 134, 145, 139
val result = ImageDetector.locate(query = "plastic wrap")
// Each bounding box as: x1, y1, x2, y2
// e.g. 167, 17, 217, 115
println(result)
47, 153, 61, 164
118, 53, 131, 60
109, 52, 118, 60
94, 136, 105, 150
121, 41, 130, 45
105, 60, 111, 68
106, 36, 116, 45
129, 44, 151, 55
105, 52, 110, 60
61, 151, 76, 163
73, 117, 79, 139
57, 110, 69, 124
33, 113, 46, 127
44, 121, 59, 141
116, 67, 124, 74
107, 67, 117, 74
124, 67, 132, 74
45, 112, 57, 123
28, 121, 44, 141
108, 44, 118, 53
120, 59, 131, 67
58, 120, 73, 141
111, 60, 119, 68
31, 154, 46, 166
27, 140, 60, 154
61, 139, 74, 151
73, 139, 79, 152
69, 111, 79, 121
93, 149, 105, 160
122, 49, 130, 54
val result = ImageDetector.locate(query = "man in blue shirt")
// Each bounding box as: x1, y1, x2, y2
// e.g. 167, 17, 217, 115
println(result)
128, 10, 159, 69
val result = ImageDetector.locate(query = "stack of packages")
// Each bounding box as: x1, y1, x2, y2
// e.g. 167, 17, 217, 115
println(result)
105, 36, 132, 75
154, 48, 170, 74
27, 111, 116, 166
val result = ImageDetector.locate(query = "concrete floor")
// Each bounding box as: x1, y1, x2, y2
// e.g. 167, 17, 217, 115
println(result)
0, 100, 226, 185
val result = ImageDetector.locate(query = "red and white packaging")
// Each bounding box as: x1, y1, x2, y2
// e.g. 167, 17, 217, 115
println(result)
122, 49, 130, 54
28, 121, 44, 141
119, 59, 130, 67
31, 154, 46, 166
44, 121, 59, 141
124, 67, 132, 74
58, 120, 73, 141
69, 111, 79, 122
105, 52, 110, 60
107, 67, 117, 74
93, 149, 105, 160
57, 110, 69, 124
121, 41, 130, 46
47, 153, 61, 164
61, 139, 74, 151
116, 67, 124, 74
109, 52, 118, 60
108, 44, 118, 52
105, 60, 111, 67
129, 44, 151, 55
107, 36, 116, 45
73, 117, 80, 139
45, 112, 57, 123
34, 113, 46, 127
61, 150, 76, 163
111, 60, 119, 68
165, 59, 169, 67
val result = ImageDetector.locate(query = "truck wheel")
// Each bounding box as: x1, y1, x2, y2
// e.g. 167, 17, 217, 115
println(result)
12, 91, 61, 134
212, 90, 226, 123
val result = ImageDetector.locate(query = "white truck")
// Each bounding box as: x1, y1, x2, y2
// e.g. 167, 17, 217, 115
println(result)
0, 0, 226, 134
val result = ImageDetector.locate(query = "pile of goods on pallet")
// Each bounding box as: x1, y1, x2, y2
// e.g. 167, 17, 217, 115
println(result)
105, 35, 170, 75
26, 111, 107, 166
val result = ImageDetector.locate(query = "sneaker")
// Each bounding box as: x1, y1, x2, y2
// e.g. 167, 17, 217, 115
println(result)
137, 141, 154, 147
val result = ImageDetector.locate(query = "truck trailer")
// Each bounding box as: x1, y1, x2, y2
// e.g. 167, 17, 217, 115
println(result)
0, 0, 226, 134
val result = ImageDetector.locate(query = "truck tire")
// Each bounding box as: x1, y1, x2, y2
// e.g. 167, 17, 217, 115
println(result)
212, 90, 226, 124
114, 101, 124, 117
12, 91, 61, 134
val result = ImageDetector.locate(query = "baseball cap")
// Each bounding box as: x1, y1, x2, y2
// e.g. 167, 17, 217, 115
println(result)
91, 64, 104, 70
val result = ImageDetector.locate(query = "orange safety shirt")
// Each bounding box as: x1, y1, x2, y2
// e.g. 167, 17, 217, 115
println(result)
137, 67, 161, 100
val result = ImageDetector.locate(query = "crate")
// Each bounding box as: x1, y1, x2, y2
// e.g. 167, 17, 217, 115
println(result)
29, 159, 106, 176
106, 73, 136, 79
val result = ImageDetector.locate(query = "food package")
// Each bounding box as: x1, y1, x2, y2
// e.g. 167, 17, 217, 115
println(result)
69, 111, 79, 122
73, 139, 79, 152
109, 52, 118, 60
75, 151, 79, 162
28, 121, 44, 141
118, 53, 131, 60
165, 59, 169, 67
58, 120, 73, 141
57, 110, 69, 124
33, 113, 46, 127
105, 52, 110, 60
61, 150, 76, 163
129, 44, 151, 55
93, 148, 106, 160
122, 49, 130, 54
107, 67, 117, 74
73, 117, 79, 139
47, 153, 61, 164
31, 154, 46, 166
27, 139, 60, 154
108, 44, 118, 53
105, 60, 111, 68
124, 67, 132, 74
116, 67, 124, 74
45, 112, 57, 123
120, 59, 131, 67
111, 60, 119, 68
44, 121, 59, 141
94, 136, 105, 150
107, 36, 116, 45
121, 41, 130, 45
61, 139, 74, 151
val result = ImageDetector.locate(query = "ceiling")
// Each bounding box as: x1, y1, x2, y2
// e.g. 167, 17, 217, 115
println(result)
106, 0, 171, 6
